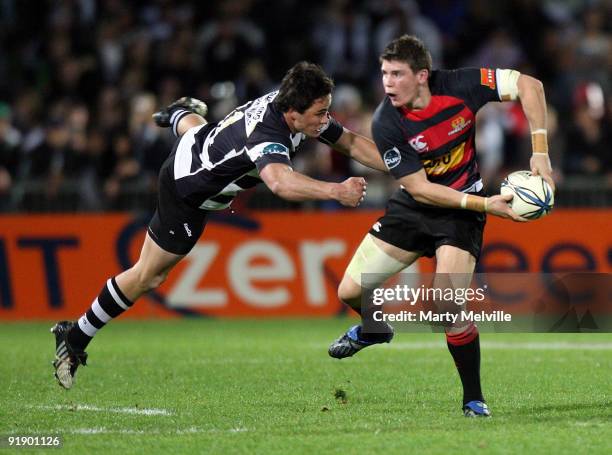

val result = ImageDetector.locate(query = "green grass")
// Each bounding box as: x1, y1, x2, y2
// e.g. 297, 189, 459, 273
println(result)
1, 320, 610, 454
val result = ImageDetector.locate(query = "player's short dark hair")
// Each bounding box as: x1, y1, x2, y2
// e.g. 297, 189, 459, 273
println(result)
274, 62, 334, 113
380, 35, 432, 73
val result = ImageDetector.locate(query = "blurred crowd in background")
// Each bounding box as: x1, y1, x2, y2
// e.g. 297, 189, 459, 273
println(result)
0, 0, 610, 212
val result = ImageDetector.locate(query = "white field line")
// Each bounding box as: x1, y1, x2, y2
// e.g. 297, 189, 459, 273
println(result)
30, 404, 173, 416
386, 341, 612, 350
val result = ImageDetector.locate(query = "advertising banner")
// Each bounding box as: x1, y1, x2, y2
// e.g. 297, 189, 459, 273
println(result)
0, 210, 610, 319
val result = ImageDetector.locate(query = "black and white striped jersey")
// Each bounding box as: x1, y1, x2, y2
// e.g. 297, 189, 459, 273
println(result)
172, 90, 341, 210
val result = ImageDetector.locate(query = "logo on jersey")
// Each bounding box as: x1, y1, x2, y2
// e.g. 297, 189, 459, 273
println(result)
262, 143, 289, 155
448, 116, 472, 136
246, 141, 290, 162
245, 91, 278, 137
408, 135, 429, 152
383, 147, 401, 169
480, 68, 496, 89
217, 110, 244, 132
422, 142, 466, 176
372, 221, 382, 232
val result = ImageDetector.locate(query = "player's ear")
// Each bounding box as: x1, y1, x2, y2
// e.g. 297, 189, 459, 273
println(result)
416, 69, 429, 84
285, 108, 298, 121
284, 108, 301, 130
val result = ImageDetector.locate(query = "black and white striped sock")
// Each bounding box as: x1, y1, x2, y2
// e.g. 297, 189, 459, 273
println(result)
169, 108, 191, 137
68, 277, 133, 350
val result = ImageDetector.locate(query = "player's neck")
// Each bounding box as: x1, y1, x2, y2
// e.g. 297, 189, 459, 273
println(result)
405, 87, 431, 111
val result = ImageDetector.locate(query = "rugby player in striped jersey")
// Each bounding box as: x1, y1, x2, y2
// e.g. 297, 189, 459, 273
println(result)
51, 62, 387, 389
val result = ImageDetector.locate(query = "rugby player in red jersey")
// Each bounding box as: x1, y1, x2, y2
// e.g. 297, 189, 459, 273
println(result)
329, 35, 554, 417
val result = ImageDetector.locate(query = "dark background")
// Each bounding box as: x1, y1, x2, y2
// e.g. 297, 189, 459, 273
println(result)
0, 0, 610, 212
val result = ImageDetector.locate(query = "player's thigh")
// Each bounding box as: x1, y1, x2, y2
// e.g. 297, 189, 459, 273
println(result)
178, 114, 207, 136
341, 233, 420, 301
117, 233, 184, 291
135, 232, 185, 278
125, 153, 207, 286
114, 232, 185, 301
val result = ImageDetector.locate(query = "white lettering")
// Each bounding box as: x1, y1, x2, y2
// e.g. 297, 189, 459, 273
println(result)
372, 288, 384, 305
419, 311, 458, 324
166, 243, 226, 307
461, 310, 512, 322
228, 241, 294, 307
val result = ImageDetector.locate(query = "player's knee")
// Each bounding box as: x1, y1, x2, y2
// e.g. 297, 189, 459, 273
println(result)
147, 272, 169, 290
177, 114, 206, 136
133, 267, 168, 292
338, 275, 362, 305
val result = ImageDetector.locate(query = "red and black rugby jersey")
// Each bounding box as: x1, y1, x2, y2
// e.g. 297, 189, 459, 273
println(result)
372, 68, 501, 191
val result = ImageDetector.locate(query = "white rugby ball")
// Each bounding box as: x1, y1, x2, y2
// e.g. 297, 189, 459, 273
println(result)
500, 170, 554, 220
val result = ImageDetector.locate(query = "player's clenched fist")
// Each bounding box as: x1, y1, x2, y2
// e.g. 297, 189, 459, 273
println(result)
335, 177, 367, 207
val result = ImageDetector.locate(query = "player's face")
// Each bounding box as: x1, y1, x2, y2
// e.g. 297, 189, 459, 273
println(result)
381, 60, 428, 108
287, 95, 332, 138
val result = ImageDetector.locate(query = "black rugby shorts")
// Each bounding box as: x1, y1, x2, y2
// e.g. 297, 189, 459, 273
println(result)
147, 143, 209, 256
369, 189, 486, 260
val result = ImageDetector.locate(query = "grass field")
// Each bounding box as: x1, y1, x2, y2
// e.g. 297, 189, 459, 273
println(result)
1, 319, 610, 454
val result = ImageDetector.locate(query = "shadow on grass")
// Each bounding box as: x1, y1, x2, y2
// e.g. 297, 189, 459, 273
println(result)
505, 400, 612, 421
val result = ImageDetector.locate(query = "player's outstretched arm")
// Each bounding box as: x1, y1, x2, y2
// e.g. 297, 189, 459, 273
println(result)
331, 129, 387, 172
399, 169, 526, 222
259, 163, 366, 207
516, 74, 555, 191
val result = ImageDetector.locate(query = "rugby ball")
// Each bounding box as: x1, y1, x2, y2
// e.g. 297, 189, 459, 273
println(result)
500, 170, 554, 220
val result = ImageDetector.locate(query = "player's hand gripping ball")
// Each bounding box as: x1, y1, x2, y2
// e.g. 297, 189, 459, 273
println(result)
501, 170, 554, 220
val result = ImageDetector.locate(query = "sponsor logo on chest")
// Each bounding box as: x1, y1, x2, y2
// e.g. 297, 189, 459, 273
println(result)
448, 116, 471, 136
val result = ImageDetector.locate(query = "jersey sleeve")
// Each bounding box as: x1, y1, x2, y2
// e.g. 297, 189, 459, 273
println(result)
444, 68, 502, 111
371, 107, 422, 179
245, 132, 293, 172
